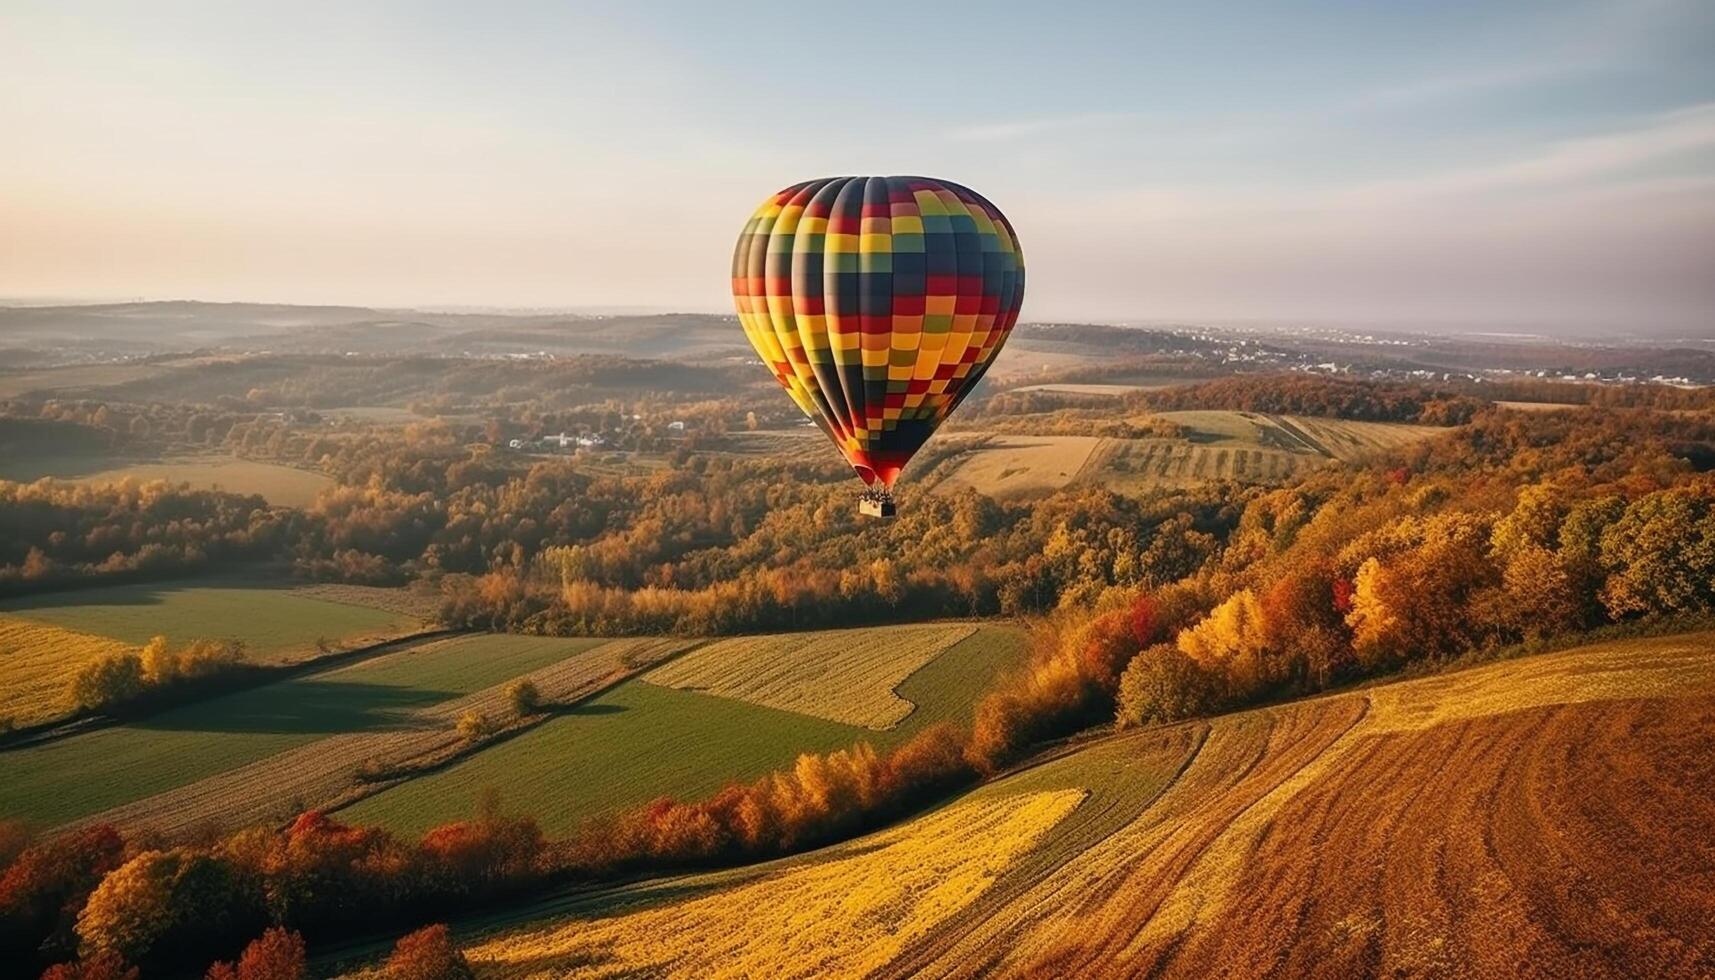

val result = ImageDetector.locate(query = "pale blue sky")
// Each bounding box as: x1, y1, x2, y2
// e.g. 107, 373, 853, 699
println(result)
2, 0, 1712, 333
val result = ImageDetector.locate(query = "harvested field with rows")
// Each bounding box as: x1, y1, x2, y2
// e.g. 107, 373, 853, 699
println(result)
930, 412, 1442, 499
644, 623, 978, 729
1081, 438, 1318, 489
719, 428, 832, 462
1152, 410, 1441, 462
453, 632, 1715, 979
1267, 414, 1443, 461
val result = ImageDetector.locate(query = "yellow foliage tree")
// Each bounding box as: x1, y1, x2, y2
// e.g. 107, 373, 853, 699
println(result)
139, 636, 175, 686
1345, 557, 1405, 669
1175, 589, 1268, 668
75, 850, 177, 961
1491, 483, 1568, 558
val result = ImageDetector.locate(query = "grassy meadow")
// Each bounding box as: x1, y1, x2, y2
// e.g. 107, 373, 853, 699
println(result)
0, 455, 335, 508
338, 679, 865, 836
0, 580, 421, 661
0, 634, 606, 826
0, 361, 178, 399
932, 435, 1104, 499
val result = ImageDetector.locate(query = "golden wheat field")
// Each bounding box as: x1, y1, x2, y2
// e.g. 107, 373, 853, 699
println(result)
457, 632, 1715, 980
0, 456, 335, 508
0, 616, 137, 726
460, 790, 1084, 980
643, 623, 977, 729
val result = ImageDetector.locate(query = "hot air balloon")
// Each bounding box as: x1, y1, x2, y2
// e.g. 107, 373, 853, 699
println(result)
731, 176, 1025, 518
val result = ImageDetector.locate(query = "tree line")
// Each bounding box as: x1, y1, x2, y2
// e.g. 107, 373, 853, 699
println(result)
1132, 373, 1485, 424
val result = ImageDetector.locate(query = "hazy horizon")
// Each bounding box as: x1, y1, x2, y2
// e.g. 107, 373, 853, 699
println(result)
3, 1, 1712, 335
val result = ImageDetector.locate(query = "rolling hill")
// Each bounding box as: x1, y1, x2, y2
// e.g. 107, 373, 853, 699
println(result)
445, 631, 1715, 979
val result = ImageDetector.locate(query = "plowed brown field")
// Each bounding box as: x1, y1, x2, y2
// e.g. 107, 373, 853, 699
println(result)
458, 631, 1715, 980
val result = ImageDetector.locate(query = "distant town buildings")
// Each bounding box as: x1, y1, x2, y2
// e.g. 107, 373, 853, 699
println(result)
508, 431, 609, 452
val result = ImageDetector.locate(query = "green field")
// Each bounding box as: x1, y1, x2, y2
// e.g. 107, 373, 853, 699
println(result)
0, 581, 417, 661
0, 362, 176, 399
0, 634, 606, 826
342, 625, 1030, 835
339, 680, 862, 835
887, 626, 1029, 741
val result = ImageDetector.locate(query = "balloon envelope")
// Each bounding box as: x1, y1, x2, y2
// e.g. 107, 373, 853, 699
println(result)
732, 176, 1024, 488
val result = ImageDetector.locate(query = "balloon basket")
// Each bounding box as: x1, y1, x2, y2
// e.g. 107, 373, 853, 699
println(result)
858, 489, 896, 520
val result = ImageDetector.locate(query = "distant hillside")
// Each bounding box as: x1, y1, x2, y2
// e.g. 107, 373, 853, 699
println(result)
0, 302, 752, 361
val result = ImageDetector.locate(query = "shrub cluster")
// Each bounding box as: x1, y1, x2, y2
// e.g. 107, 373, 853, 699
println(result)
564, 723, 974, 872
1, 812, 544, 977
69, 636, 248, 713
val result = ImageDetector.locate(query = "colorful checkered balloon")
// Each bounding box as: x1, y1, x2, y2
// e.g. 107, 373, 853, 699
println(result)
732, 176, 1025, 489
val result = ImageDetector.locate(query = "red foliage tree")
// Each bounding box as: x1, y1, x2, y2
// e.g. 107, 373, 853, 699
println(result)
384, 924, 474, 980
417, 815, 546, 898
204, 927, 306, 980
0, 825, 127, 963
1128, 592, 1160, 646
1331, 576, 1355, 614
37, 951, 138, 980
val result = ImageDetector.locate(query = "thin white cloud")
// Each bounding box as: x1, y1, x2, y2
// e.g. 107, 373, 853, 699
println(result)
1342, 102, 1715, 203
1347, 0, 1680, 112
